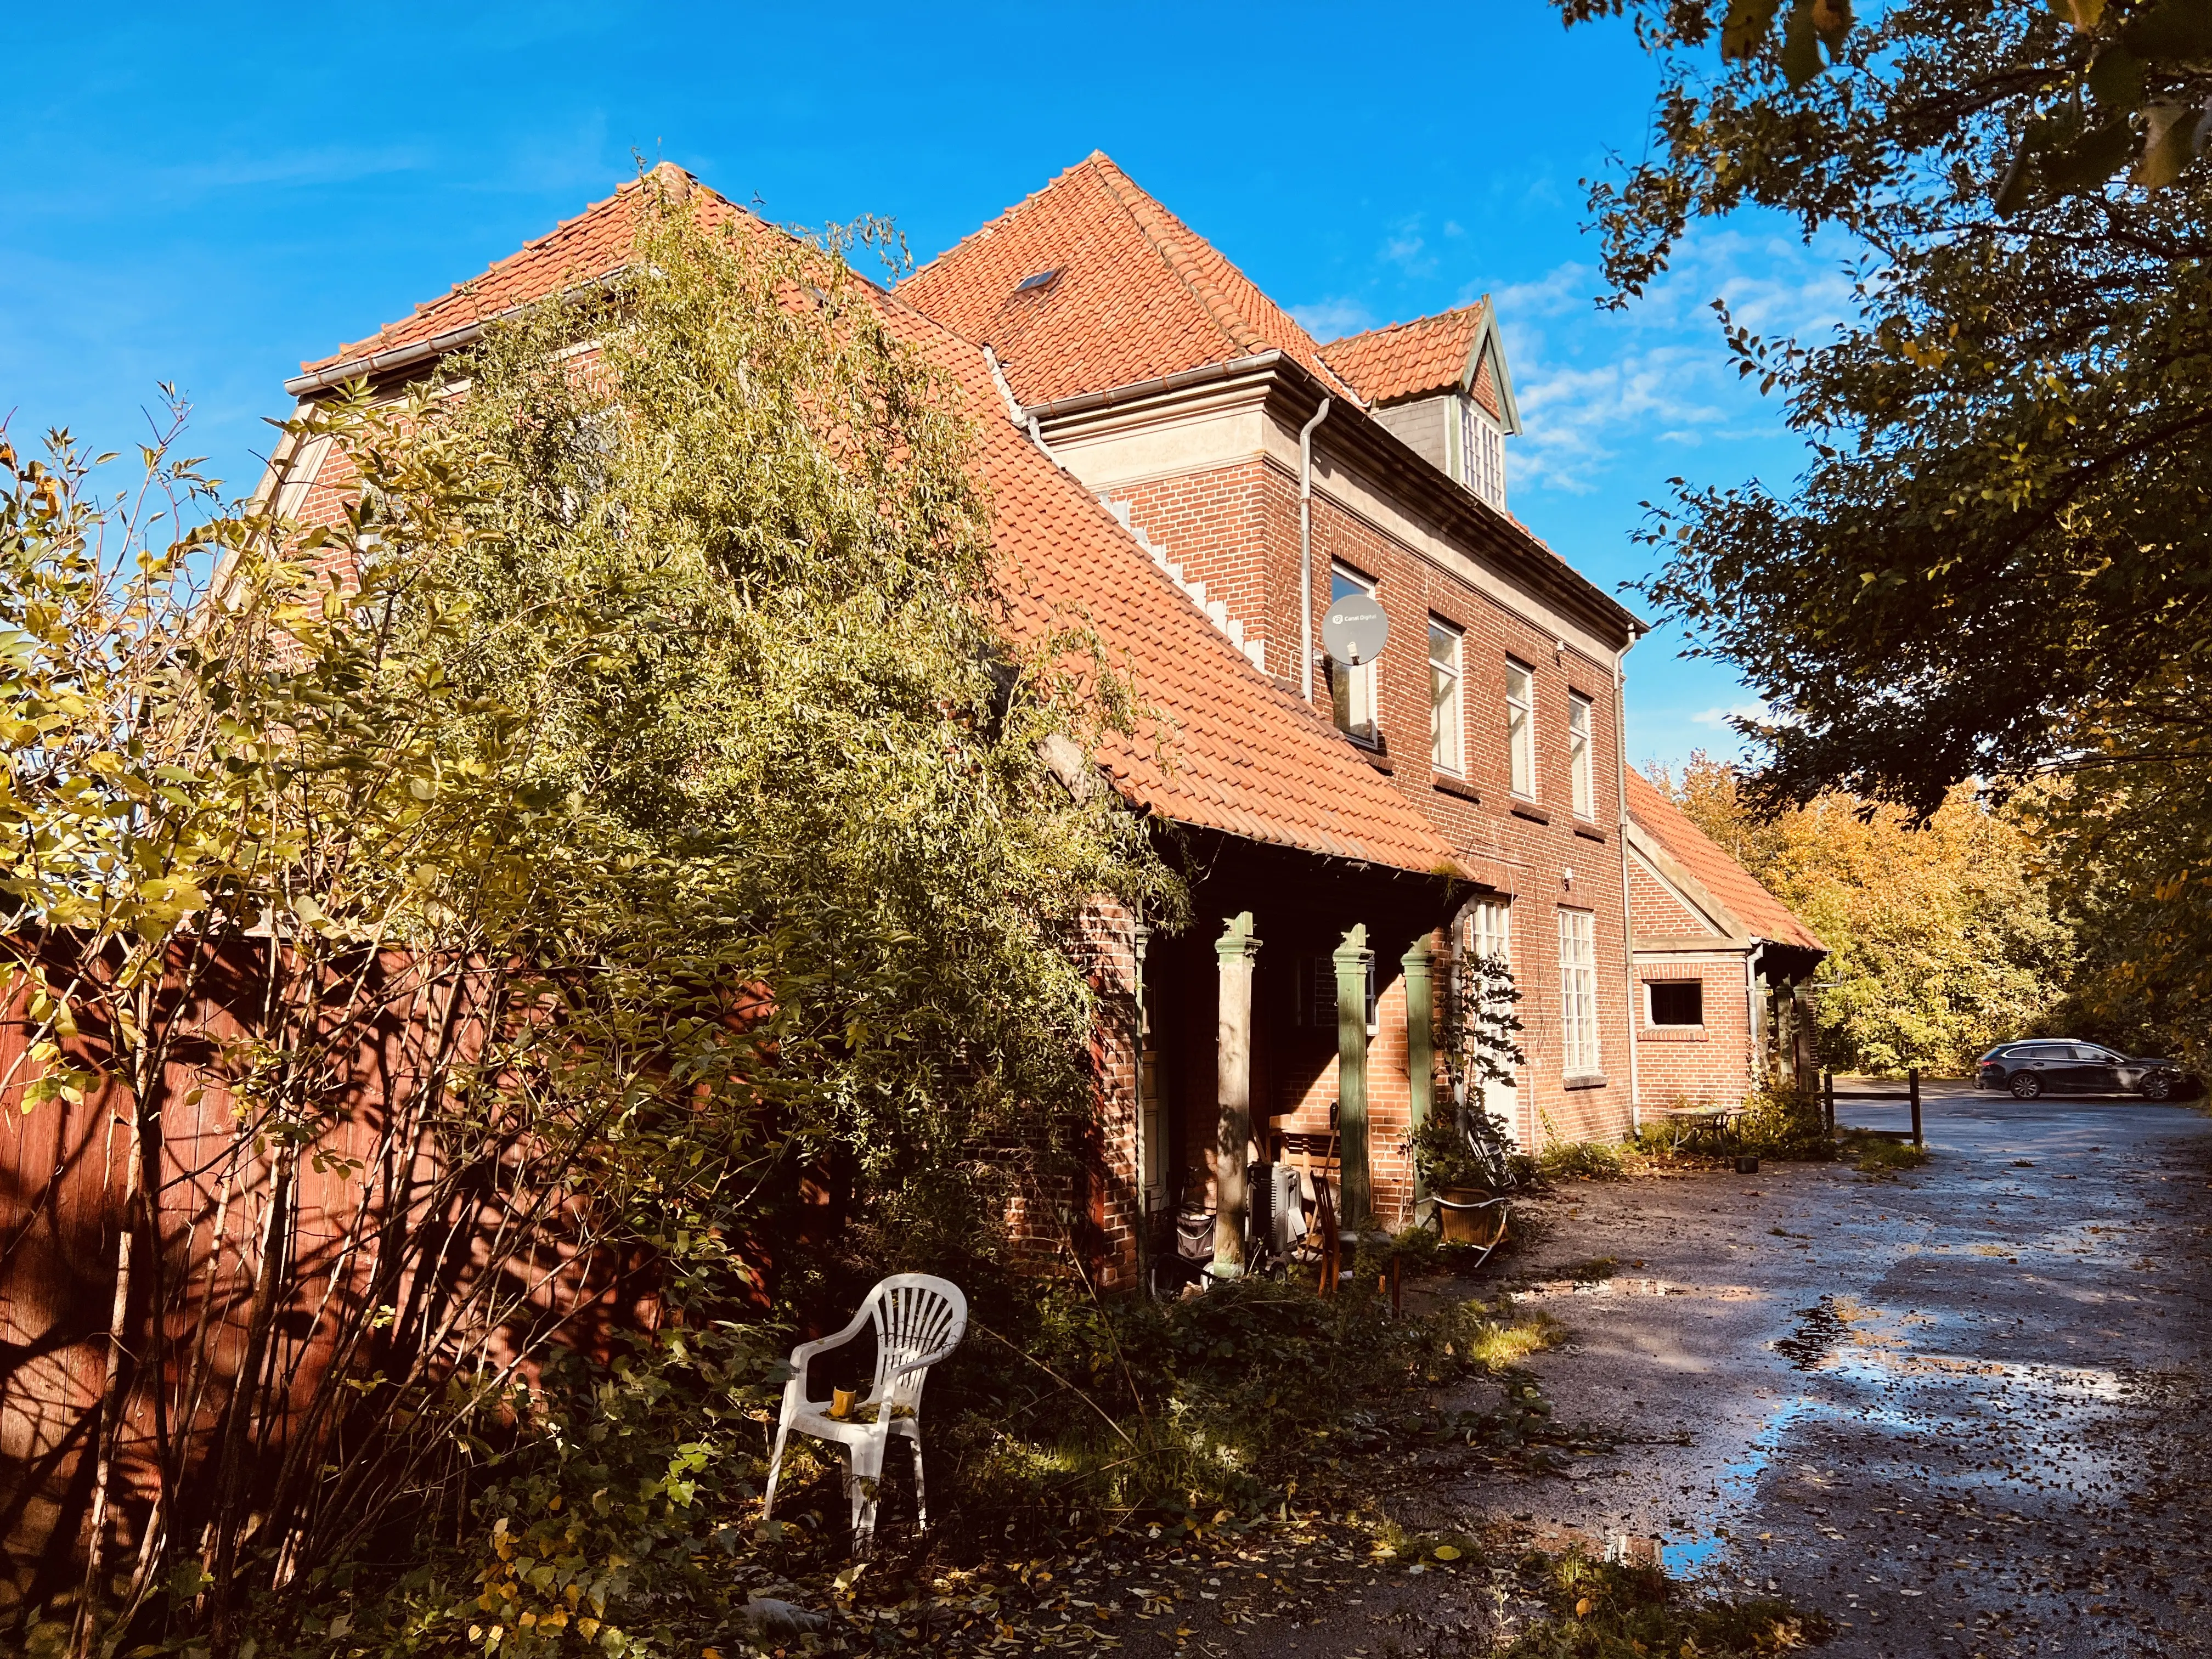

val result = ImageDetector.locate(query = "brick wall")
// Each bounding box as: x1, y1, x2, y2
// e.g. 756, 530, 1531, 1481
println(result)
1633, 952, 1756, 1106
1630, 857, 1719, 937
1114, 452, 1638, 1150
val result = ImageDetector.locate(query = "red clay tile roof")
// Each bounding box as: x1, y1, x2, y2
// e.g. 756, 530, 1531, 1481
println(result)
1318, 302, 1500, 418
301, 163, 700, 371
898, 153, 1363, 409
1626, 771, 1824, 952
289, 171, 1462, 879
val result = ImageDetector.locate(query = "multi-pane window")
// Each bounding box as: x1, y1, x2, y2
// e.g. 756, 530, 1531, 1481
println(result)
1505, 659, 1535, 797
1558, 908, 1599, 1075
1329, 565, 1379, 744
1466, 898, 1511, 968
1462, 399, 1506, 511
1568, 692, 1594, 819
1429, 619, 1464, 774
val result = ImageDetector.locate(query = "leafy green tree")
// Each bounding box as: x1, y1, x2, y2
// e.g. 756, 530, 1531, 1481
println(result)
1559, 0, 2212, 1059
1655, 756, 2073, 1074
8, 182, 1172, 1658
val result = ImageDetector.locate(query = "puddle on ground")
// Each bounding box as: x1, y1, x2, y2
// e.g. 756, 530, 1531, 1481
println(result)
1511, 1278, 1763, 1301
1547, 1304, 2138, 1585
1773, 1296, 1846, 1369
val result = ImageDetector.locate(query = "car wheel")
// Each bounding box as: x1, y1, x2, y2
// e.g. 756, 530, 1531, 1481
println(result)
2141, 1074, 2174, 1102
2010, 1072, 2043, 1100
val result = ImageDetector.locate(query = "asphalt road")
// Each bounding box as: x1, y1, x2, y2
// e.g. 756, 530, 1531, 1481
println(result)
1461, 1085, 2212, 1656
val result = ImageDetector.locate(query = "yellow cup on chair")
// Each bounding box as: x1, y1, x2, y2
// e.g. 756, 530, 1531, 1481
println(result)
830, 1387, 856, 1420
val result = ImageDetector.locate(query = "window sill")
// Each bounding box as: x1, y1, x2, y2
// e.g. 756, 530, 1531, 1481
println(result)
1572, 821, 1607, 843
1432, 774, 1481, 804
1639, 1026, 1709, 1043
1562, 1073, 1609, 1091
1509, 800, 1550, 826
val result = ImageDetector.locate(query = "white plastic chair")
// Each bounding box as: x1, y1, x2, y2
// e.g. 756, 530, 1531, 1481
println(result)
763, 1274, 967, 1551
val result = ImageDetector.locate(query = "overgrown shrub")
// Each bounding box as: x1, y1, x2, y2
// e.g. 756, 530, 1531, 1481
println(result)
1633, 1087, 1835, 1165
1538, 1139, 1628, 1182
294, 1274, 1564, 1656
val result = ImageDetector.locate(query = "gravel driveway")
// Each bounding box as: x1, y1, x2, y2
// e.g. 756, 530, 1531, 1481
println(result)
1455, 1085, 2212, 1656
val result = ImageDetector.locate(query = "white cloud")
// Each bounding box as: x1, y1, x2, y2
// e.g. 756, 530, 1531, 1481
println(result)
1691, 702, 1770, 728
1290, 296, 1379, 341
1492, 228, 1859, 497
1380, 215, 1436, 278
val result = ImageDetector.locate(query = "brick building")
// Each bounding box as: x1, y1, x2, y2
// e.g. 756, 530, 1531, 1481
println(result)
254, 156, 1821, 1291
1625, 774, 1826, 1106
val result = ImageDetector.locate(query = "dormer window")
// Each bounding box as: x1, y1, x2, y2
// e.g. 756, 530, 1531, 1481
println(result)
1462, 399, 1505, 511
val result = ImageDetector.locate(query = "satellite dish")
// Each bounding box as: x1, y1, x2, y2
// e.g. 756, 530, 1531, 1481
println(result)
1323, 595, 1389, 665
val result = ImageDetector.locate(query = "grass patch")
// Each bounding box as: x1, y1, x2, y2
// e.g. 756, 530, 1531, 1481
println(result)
1843, 1132, 1930, 1177
1557, 1255, 1621, 1283
1501, 1549, 1830, 1656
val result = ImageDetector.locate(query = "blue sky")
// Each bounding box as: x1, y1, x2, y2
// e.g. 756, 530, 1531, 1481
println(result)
1, 1, 1855, 772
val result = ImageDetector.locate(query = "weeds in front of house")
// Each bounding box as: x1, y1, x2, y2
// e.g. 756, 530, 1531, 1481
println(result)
1633, 1086, 1837, 1170
1540, 1139, 1630, 1182
1844, 1132, 1931, 1177
1497, 1548, 1831, 1656
1556, 1255, 1621, 1283
285, 1265, 1579, 1656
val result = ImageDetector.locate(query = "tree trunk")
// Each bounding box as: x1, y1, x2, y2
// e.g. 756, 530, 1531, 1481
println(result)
207, 1147, 295, 1659
70, 1088, 143, 1659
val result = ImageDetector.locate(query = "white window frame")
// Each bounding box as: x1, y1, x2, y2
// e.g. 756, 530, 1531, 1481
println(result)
1558, 907, 1600, 1076
1568, 691, 1594, 820
1462, 398, 1506, 510
1466, 899, 1511, 969
1429, 618, 1464, 775
1644, 979, 1705, 1029
1505, 658, 1536, 799
1329, 564, 1380, 745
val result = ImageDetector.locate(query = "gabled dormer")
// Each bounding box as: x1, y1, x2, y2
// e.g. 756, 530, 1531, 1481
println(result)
1318, 301, 1521, 513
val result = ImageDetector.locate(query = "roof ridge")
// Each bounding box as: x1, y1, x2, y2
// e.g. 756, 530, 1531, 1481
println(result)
319, 166, 717, 367
899, 151, 1104, 289
1319, 297, 1491, 350
1083, 156, 1269, 360
1084, 155, 1363, 405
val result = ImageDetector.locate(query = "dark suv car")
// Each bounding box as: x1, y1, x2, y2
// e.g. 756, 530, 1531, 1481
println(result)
1974, 1040, 2195, 1101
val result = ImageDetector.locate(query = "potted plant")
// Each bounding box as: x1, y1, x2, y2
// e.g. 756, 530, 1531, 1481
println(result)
1411, 1111, 1511, 1245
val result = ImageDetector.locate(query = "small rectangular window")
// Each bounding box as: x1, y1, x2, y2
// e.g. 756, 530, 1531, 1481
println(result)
1429, 619, 1463, 774
1329, 565, 1379, 744
1505, 659, 1535, 798
1646, 980, 1703, 1027
1558, 909, 1599, 1074
1568, 692, 1594, 819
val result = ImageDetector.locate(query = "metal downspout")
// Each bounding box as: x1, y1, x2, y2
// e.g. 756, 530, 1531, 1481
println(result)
1745, 949, 1763, 1096
1132, 922, 1151, 1290
1615, 640, 1641, 1132
1298, 398, 1332, 703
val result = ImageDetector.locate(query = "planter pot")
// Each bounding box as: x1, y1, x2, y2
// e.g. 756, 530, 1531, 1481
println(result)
1734, 1154, 1761, 1175
1436, 1188, 1506, 1247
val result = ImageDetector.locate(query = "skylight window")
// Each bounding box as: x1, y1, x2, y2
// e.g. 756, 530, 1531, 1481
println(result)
1015, 268, 1061, 293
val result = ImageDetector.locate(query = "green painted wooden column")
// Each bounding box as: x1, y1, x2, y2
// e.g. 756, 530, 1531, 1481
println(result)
1212, 912, 1260, 1277
1334, 924, 1374, 1231
1402, 939, 1435, 1214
